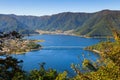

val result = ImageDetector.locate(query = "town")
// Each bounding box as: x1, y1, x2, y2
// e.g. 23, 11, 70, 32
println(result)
0, 31, 41, 55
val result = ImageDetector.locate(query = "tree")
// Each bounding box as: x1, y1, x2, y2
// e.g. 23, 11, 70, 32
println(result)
0, 56, 25, 80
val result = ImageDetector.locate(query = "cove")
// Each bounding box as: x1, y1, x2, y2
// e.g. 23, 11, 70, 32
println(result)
12, 34, 103, 76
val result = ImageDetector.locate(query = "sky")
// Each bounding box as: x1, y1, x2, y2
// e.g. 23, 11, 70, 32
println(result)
0, 0, 120, 16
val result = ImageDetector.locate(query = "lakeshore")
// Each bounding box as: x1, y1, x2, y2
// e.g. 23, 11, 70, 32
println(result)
36, 30, 113, 39
0, 39, 42, 55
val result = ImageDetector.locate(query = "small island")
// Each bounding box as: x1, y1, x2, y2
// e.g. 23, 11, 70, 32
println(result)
0, 31, 42, 54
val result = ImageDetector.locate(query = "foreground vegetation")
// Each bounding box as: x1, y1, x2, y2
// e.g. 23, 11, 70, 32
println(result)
0, 54, 119, 80
83, 29, 120, 80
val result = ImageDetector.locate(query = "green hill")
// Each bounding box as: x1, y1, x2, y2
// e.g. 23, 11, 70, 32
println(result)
76, 10, 120, 37
0, 10, 120, 37
0, 14, 26, 32
12, 12, 92, 31
0, 14, 35, 34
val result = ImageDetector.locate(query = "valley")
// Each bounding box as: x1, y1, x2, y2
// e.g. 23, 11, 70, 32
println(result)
0, 10, 120, 37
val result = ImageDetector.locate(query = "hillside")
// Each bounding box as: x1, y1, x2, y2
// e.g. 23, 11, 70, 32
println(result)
0, 10, 120, 37
12, 12, 92, 31
0, 14, 28, 33
76, 10, 120, 37
0, 14, 37, 34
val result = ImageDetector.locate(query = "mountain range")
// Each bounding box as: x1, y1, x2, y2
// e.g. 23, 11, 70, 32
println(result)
0, 9, 120, 37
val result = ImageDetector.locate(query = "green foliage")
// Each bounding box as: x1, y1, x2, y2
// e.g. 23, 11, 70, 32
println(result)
82, 59, 98, 72
86, 40, 120, 66
0, 56, 25, 80
85, 60, 120, 80
0, 57, 66, 80
27, 42, 41, 49
12, 72, 26, 80
0, 31, 22, 39
80, 29, 120, 80
28, 63, 58, 80
55, 71, 68, 80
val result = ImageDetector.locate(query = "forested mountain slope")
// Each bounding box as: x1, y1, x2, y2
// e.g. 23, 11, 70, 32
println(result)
0, 10, 120, 37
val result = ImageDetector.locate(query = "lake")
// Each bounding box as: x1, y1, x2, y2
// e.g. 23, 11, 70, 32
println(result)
12, 34, 102, 76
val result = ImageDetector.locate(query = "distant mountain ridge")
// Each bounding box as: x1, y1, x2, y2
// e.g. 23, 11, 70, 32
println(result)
0, 10, 120, 37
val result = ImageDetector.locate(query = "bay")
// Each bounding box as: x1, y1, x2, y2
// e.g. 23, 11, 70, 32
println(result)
12, 34, 103, 76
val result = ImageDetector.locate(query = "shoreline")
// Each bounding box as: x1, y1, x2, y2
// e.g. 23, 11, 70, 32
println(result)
28, 33, 111, 39
0, 38, 42, 55
92, 49, 103, 54
0, 46, 42, 55
85, 48, 102, 53
35, 29, 113, 38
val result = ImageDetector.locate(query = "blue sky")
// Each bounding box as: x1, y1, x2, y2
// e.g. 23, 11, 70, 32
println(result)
0, 0, 119, 16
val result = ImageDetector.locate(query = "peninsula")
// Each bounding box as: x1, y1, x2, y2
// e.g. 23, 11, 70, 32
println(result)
0, 31, 42, 54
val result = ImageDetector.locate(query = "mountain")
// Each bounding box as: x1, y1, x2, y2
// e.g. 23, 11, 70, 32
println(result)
76, 10, 120, 37
0, 14, 37, 34
12, 12, 92, 31
0, 14, 27, 33
0, 10, 120, 37
38, 12, 92, 31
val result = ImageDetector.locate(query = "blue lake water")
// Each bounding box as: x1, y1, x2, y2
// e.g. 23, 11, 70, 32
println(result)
12, 34, 103, 76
